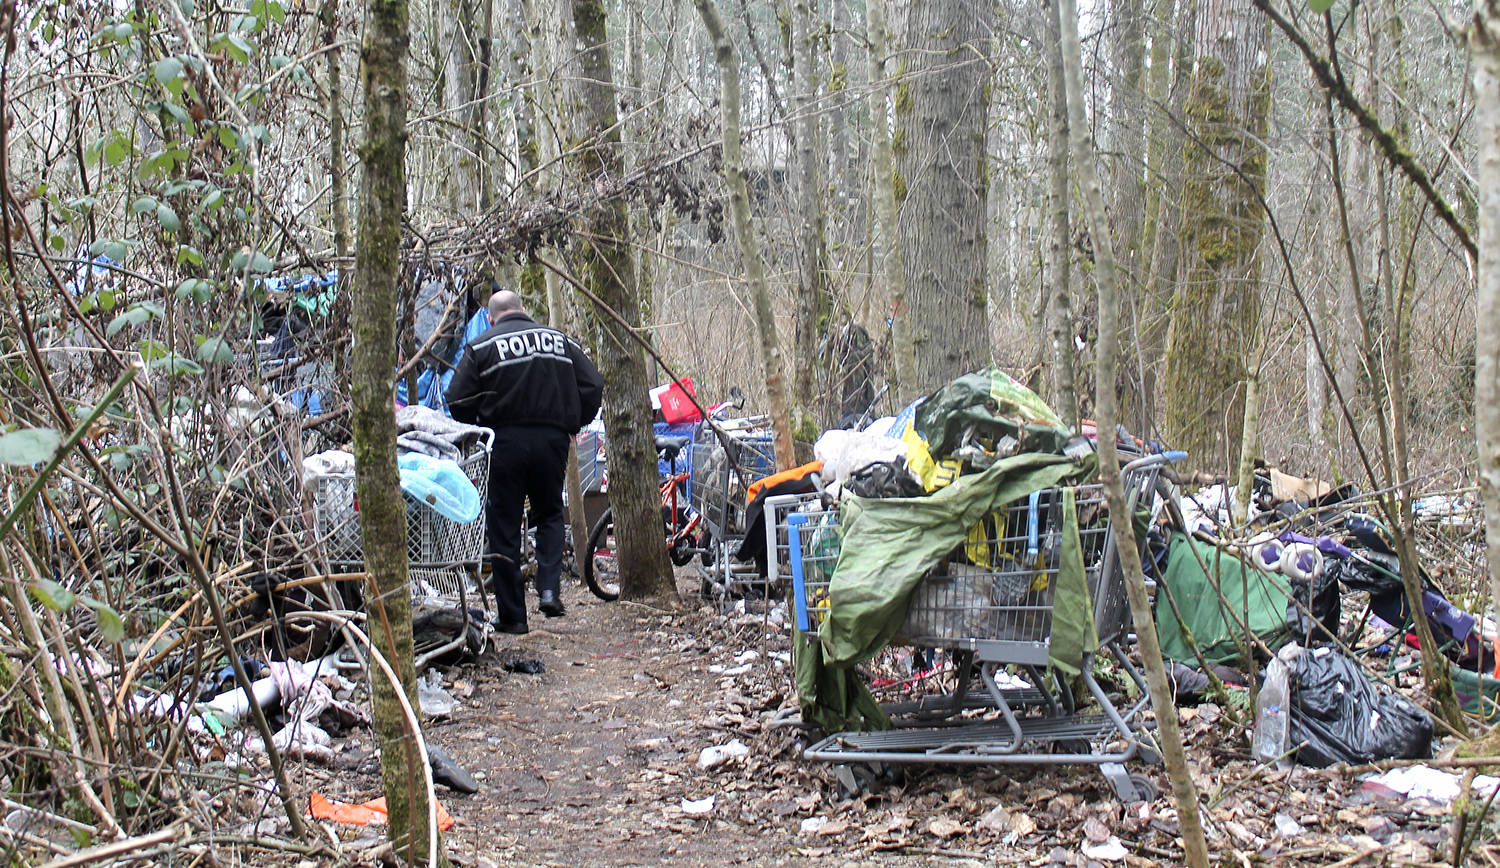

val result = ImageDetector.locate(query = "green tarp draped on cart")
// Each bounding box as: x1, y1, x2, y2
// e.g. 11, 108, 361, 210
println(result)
796, 452, 1097, 731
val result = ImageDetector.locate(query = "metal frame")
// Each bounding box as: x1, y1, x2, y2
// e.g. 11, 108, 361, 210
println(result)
308, 430, 495, 658
688, 425, 776, 597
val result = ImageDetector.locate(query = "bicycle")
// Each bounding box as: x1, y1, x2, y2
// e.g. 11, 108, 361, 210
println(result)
582, 434, 701, 601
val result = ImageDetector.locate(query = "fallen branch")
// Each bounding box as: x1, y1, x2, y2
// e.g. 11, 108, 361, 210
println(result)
37, 823, 180, 868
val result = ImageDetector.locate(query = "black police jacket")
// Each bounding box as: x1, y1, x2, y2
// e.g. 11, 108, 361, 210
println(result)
446, 312, 604, 433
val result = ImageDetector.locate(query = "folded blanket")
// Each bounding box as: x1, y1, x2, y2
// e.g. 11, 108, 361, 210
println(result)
395, 405, 489, 462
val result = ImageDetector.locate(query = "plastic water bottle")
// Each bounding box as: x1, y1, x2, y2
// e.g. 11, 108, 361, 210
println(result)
1253, 656, 1291, 766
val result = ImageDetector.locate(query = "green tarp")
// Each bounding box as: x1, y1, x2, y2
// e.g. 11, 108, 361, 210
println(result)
796, 452, 1097, 731
1156, 533, 1294, 666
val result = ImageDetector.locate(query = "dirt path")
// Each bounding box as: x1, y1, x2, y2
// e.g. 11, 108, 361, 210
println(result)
428, 580, 843, 867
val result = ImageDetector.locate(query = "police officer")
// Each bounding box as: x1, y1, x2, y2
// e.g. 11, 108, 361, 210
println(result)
447, 290, 604, 634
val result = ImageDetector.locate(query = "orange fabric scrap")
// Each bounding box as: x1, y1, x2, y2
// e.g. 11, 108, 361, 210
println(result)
309, 792, 455, 830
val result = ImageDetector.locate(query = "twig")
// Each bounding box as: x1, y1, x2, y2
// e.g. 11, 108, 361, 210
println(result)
1248, 0, 1475, 260
37, 823, 180, 868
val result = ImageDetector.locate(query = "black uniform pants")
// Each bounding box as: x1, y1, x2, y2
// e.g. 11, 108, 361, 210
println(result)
485, 426, 570, 628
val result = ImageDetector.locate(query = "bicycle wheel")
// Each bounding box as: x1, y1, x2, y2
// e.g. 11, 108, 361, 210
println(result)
583, 509, 621, 601
663, 506, 699, 567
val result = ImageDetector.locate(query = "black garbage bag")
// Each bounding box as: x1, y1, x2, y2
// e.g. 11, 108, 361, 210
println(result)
1286, 566, 1341, 646
1287, 646, 1432, 767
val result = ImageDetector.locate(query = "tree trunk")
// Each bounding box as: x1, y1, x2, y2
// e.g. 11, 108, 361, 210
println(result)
321, 0, 350, 259
1110, 0, 1148, 426
1474, 0, 1500, 733
472, 0, 494, 211
440, 0, 478, 214
1160, 0, 1270, 475
894, 0, 993, 396
1044, 0, 1077, 429
569, 0, 678, 603
865, 0, 913, 402
1139, 0, 1193, 435
692, 0, 798, 471
1057, 1, 1209, 863
352, 0, 434, 859
791, 0, 828, 432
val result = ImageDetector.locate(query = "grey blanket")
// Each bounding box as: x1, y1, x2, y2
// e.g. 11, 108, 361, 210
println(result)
396, 405, 489, 462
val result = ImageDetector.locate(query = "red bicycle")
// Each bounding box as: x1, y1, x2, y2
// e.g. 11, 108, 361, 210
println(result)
582, 435, 701, 601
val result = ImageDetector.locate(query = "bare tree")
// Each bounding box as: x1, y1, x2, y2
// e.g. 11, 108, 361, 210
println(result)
569, 0, 678, 601
894, 0, 994, 396
692, 0, 799, 471
1057, 1, 1210, 864
1043, 0, 1077, 430
351, 0, 437, 860
1475, 0, 1500, 715
1160, 0, 1271, 475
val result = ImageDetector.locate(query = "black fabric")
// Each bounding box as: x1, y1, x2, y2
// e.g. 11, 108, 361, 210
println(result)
484, 428, 570, 629
845, 460, 926, 499
1286, 647, 1433, 767
735, 473, 821, 575
1287, 566, 1341, 646
446, 312, 603, 433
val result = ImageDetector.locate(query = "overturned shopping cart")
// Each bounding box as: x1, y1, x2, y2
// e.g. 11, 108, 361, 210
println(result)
780, 452, 1178, 802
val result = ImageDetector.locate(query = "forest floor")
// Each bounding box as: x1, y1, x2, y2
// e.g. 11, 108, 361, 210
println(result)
301, 574, 1490, 867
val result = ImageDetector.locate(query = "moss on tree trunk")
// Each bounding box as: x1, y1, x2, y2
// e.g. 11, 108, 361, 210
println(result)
352, 0, 436, 859
1161, 4, 1271, 475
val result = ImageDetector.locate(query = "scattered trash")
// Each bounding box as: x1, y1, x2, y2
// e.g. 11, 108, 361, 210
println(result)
708, 663, 752, 676
244, 660, 363, 764
696, 739, 749, 769
1362, 765, 1500, 804
308, 792, 455, 830
1273, 813, 1305, 837
418, 669, 456, 718
1252, 649, 1292, 767
1081, 835, 1128, 861
500, 654, 545, 675
799, 816, 826, 834
680, 796, 715, 816
428, 744, 479, 794
1285, 645, 1433, 767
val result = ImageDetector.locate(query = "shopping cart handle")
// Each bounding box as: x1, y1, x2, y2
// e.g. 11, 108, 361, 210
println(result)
787, 514, 811, 633
1163, 450, 1188, 463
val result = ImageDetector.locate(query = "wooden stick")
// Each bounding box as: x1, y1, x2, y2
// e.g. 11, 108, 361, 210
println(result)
37, 824, 178, 868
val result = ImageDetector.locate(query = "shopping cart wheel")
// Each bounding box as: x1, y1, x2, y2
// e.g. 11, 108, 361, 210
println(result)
1128, 774, 1158, 804
833, 763, 889, 799
582, 511, 620, 601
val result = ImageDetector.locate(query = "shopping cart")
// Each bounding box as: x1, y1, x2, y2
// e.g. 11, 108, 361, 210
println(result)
688, 423, 776, 598
308, 431, 494, 660
786, 452, 1179, 801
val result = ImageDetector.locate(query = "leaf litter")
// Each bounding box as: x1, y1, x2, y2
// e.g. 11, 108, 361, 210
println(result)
286, 576, 1493, 866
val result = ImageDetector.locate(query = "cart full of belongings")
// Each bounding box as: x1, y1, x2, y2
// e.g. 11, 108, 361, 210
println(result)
764, 368, 1181, 801
304, 406, 493, 638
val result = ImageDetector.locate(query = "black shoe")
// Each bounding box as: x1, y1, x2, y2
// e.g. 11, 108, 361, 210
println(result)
492, 619, 528, 635
538, 590, 565, 618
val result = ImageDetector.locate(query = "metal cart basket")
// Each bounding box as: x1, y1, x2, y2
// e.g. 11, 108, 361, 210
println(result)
785, 453, 1176, 801
308, 430, 494, 609
688, 425, 776, 596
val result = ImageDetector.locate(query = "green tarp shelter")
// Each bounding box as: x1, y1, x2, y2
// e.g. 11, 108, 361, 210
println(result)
1156, 533, 1294, 666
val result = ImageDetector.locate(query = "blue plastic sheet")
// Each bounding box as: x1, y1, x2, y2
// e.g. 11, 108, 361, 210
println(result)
398, 453, 481, 523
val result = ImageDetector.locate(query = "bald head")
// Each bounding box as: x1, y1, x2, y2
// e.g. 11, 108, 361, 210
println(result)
488, 290, 524, 323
